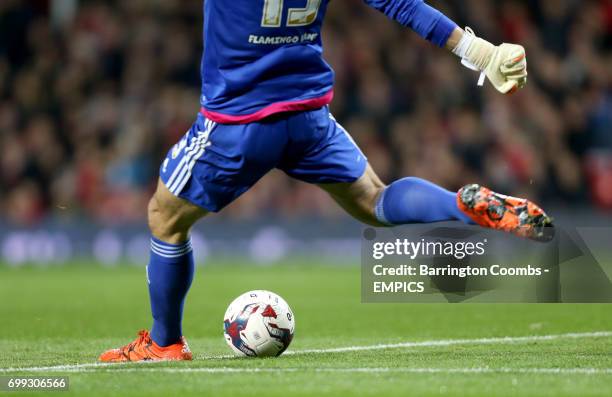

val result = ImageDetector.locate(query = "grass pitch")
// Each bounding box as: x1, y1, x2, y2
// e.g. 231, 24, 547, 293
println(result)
0, 262, 611, 396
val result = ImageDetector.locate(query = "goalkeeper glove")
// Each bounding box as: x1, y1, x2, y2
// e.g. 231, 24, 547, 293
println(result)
452, 28, 527, 94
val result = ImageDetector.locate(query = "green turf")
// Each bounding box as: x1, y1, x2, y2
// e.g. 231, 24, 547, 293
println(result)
0, 262, 611, 396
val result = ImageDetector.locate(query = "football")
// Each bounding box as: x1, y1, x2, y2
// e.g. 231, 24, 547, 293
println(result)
223, 290, 295, 357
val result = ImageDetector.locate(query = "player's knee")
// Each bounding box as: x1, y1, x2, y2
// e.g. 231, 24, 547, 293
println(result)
350, 184, 388, 227
358, 167, 387, 225
147, 194, 167, 238
147, 193, 185, 242
147, 183, 208, 242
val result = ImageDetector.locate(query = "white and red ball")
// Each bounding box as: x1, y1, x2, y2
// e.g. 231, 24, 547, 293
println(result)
223, 290, 295, 357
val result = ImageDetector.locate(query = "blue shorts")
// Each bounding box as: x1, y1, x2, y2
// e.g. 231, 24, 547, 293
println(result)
160, 106, 367, 212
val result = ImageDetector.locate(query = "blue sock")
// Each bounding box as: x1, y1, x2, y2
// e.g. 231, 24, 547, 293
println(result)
375, 177, 473, 225
147, 237, 194, 347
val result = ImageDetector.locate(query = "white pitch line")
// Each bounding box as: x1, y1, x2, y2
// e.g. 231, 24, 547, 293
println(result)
1, 331, 610, 374
18, 367, 612, 375
284, 331, 612, 355
0, 366, 611, 375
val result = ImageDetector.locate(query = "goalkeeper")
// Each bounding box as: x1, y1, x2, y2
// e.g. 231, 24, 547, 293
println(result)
99, 0, 550, 363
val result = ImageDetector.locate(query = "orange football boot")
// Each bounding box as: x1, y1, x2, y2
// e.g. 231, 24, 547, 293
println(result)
99, 330, 192, 362
457, 184, 554, 242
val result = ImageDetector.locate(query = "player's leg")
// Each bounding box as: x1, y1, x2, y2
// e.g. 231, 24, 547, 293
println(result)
317, 164, 386, 226
282, 107, 552, 241
146, 179, 207, 349
322, 169, 553, 240
99, 181, 205, 362
148, 179, 208, 244
100, 113, 289, 362
280, 107, 474, 227
320, 164, 473, 226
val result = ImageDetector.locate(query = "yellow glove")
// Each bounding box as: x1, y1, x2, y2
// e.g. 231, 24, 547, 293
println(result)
453, 28, 527, 94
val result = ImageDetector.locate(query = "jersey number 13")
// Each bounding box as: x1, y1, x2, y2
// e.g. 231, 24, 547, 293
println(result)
261, 0, 323, 27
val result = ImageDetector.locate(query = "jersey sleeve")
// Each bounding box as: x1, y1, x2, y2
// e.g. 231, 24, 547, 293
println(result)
363, 0, 457, 47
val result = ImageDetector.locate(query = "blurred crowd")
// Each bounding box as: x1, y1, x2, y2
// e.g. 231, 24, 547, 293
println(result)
0, 0, 611, 225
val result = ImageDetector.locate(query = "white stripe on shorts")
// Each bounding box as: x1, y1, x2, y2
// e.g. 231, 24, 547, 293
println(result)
165, 119, 213, 189
167, 119, 216, 195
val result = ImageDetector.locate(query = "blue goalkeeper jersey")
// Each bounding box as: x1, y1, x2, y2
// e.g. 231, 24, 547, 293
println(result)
200, 0, 457, 124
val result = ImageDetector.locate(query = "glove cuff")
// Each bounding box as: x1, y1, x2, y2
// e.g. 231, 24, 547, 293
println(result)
452, 27, 496, 71
452, 27, 475, 58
